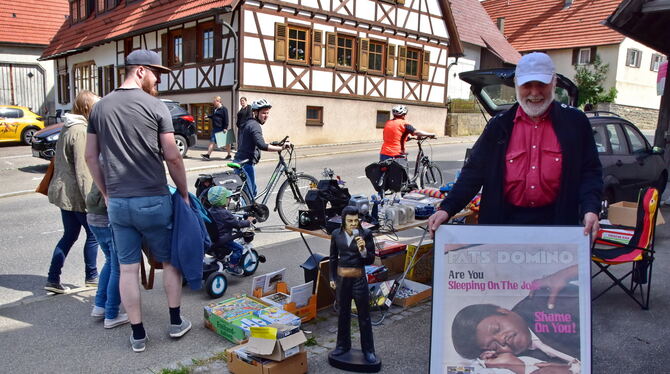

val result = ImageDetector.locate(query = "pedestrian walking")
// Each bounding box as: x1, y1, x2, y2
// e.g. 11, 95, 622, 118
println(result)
85, 49, 191, 353
44, 90, 100, 293
201, 96, 232, 160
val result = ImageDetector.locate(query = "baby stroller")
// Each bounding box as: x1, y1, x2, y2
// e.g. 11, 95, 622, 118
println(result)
196, 181, 267, 298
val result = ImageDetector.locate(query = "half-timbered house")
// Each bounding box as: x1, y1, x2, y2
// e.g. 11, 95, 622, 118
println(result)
41, 0, 464, 144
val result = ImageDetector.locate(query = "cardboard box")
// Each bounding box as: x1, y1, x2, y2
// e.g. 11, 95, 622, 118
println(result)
375, 250, 406, 276
608, 201, 665, 227
596, 226, 634, 246
245, 324, 307, 361
227, 345, 308, 374
204, 296, 270, 343
374, 240, 407, 256
405, 241, 434, 284
392, 279, 432, 308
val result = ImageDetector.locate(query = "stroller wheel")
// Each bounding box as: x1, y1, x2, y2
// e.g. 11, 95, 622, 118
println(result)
242, 249, 261, 275
205, 272, 228, 299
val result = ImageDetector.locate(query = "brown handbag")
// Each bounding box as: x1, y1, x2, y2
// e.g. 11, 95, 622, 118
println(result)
35, 159, 55, 196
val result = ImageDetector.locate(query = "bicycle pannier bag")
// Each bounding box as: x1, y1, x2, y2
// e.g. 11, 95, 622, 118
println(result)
365, 159, 408, 194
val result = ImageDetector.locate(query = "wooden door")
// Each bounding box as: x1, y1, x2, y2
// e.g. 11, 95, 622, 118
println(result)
191, 103, 213, 139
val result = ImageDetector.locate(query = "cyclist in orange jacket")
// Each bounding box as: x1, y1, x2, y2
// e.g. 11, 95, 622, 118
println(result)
380, 105, 435, 161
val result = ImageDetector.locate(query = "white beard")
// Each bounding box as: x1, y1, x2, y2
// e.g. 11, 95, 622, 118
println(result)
516, 86, 554, 118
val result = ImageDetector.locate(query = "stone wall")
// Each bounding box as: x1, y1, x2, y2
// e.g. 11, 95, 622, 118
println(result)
446, 112, 488, 136
595, 103, 659, 129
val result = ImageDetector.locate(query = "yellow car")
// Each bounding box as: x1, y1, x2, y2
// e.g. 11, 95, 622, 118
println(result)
0, 105, 45, 145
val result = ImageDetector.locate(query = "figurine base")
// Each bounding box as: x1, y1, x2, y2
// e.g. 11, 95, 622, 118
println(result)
328, 349, 381, 373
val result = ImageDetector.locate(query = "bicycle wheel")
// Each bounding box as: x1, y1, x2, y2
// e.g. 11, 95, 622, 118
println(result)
276, 174, 318, 226
420, 162, 444, 189
241, 248, 260, 275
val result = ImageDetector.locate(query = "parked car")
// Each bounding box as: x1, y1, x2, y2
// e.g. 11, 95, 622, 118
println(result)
31, 100, 197, 160
0, 105, 45, 145
459, 69, 667, 204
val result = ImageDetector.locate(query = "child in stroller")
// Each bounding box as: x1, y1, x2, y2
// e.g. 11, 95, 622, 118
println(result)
206, 186, 256, 275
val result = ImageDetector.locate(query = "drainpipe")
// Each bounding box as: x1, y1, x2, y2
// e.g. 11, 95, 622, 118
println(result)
215, 7, 238, 128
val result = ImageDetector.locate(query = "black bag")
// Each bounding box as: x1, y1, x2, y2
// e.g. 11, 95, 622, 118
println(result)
365, 159, 408, 194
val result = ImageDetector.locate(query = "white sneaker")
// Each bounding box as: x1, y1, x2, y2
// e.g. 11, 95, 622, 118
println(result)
91, 306, 105, 320
104, 313, 130, 329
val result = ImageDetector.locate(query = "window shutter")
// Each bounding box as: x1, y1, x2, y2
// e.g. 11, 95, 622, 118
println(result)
214, 25, 222, 59
274, 23, 287, 61
636, 51, 642, 68
358, 38, 369, 72
421, 50, 430, 80
183, 27, 197, 63
590, 47, 597, 64
311, 30, 323, 66
326, 32, 337, 68
397, 45, 407, 77
161, 33, 169, 66
571, 48, 578, 65
386, 44, 396, 75
97, 66, 103, 96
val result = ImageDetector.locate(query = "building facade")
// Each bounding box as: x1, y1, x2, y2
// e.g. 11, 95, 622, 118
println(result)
42, 0, 464, 144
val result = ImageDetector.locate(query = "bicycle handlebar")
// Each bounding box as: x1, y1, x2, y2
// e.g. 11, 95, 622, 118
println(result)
271, 136, 290, 147
406, 135, 436, 142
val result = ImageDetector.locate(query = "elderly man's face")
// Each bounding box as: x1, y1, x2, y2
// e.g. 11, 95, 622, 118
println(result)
516, 79, 555, 118
475, 308, 532, 355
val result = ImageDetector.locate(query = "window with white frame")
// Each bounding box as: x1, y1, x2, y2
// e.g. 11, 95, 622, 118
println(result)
626, 48, 641, 68
577, 48, 591, 65
73, 62, 98, 97
651, 53, 666, 72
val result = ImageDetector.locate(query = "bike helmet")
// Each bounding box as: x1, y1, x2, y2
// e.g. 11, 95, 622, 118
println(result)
251, 99, 272, 111
207, 186, 233, 207
392, 105, 408, 117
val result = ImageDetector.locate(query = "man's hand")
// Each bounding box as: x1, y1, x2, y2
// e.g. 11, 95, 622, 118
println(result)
481, 352, 525, 374
583, 211, 599, 240
282, 141, 292, 150
428, 210, 449, 238
531, 362, 572, 374
528, 264, 577, 310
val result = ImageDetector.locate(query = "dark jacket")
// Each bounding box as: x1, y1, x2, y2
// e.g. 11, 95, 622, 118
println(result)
208, 205, 251, 245
171, 192, 209, 290
440, 101, 603, 225
208, 106, 229, 132
329, 228, 376, 281
234, 117, 269, 164
236, 106, 252, 128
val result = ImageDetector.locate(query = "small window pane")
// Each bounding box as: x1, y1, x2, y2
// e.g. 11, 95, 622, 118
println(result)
376, 110, 390, 128
306, 106, 323, 126
577, 48, 590, 65
203, 30, 213, 59
288, 26, 309, 62
174, 36, 183, 64
624, 125, 647, 154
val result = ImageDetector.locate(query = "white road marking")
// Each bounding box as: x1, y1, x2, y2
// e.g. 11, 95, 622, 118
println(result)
0, 154, 32, 160
356, 176, 366, 179
41, 229, 64, 235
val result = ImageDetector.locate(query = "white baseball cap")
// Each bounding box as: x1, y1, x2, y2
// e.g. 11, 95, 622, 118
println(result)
515, 52, 555, 86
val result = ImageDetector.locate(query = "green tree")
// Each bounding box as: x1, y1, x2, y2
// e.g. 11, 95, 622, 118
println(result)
574, 54, 617, 107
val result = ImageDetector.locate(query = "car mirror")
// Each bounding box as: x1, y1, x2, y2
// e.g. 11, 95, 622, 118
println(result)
652, 146, 664, 155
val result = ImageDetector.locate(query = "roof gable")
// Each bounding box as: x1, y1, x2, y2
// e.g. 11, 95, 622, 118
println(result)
450, 0, 520, 64
0, 0, 69, 46
42, 0, 234, 60
481, 0, 625, 52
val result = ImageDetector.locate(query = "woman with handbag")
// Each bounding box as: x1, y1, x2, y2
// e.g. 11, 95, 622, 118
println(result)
45, 90, 100, 293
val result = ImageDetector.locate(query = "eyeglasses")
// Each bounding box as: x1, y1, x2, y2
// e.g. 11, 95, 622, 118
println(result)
143, 66, 161, 77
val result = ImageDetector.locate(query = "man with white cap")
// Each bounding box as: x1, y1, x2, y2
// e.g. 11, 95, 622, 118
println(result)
428, 52, 602, 237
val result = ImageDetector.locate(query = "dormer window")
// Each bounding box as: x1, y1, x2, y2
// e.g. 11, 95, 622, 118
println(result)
564, 0, 573, 8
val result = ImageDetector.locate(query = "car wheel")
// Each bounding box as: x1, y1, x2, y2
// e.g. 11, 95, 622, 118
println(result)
21, 127, 38, 145
174, 135, 188, 158
653, 171, 668, 195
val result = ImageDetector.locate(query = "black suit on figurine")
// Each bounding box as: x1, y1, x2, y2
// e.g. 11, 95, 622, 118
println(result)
329, 227, 376, 356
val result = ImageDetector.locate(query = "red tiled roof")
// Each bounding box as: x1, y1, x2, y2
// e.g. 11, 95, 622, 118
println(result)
0, 0, 69, 46
481, 0, 625, 52
42, 0, 234, 59
450, 0, 520, 64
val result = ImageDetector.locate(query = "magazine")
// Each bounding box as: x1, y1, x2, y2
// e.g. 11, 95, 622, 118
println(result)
431, 226, 591, 374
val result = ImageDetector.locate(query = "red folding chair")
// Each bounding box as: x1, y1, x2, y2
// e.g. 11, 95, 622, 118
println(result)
591, 187, 659, 310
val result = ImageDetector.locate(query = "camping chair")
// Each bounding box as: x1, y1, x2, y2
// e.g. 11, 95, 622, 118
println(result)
591, 187, 660, 310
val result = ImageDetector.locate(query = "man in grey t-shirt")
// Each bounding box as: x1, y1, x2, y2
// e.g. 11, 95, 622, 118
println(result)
85, 49, 191, 353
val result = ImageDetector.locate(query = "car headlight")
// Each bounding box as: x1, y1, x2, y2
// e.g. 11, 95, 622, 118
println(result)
46, 134, 59, 142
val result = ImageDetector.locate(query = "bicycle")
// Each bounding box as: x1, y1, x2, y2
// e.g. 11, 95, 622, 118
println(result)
402, 135, 444, 190
225, 136, 318, 226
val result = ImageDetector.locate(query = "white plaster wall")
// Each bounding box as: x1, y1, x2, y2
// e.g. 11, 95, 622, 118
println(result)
237, 91, 447, 145
312, 70, 332, 92
447, 43, 480, 100
549, 46, 618, 91
614, 38, 662, 109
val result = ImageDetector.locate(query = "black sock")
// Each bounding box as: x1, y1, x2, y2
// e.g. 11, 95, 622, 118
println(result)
169, 307, 182, 325
131, 323, 145, 340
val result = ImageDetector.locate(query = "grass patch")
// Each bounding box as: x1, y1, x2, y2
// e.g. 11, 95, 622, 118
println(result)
305, 336, 318, 346
160, 367, 190, 374
160, 350, 229, 373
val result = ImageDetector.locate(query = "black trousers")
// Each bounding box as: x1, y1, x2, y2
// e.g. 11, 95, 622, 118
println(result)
336, 275, 375, 354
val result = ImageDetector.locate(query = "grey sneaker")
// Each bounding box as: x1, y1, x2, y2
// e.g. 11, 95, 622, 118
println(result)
104, 313, 130, 329
168, 317, 192, 338
44, 282, 70, 294
91, 305, 105, 319
130, 334, 147, 353
85, 277, 99, 288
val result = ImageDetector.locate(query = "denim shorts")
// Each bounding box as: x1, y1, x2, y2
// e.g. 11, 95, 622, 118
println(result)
108, 195, 173, 265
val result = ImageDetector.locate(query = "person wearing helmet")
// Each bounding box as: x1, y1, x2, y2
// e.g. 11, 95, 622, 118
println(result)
207, 186, 254, 275
380, 104, 435, 161
234, 98, 290, 197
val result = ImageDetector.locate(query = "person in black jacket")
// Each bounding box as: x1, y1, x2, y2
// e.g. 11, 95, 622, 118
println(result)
329, 207, 378, 364
236, 96, 252, 128
202, 96, 231, 160
428, 52, 602, 238
233, 99, 289, 197
206, 186, 252, 275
